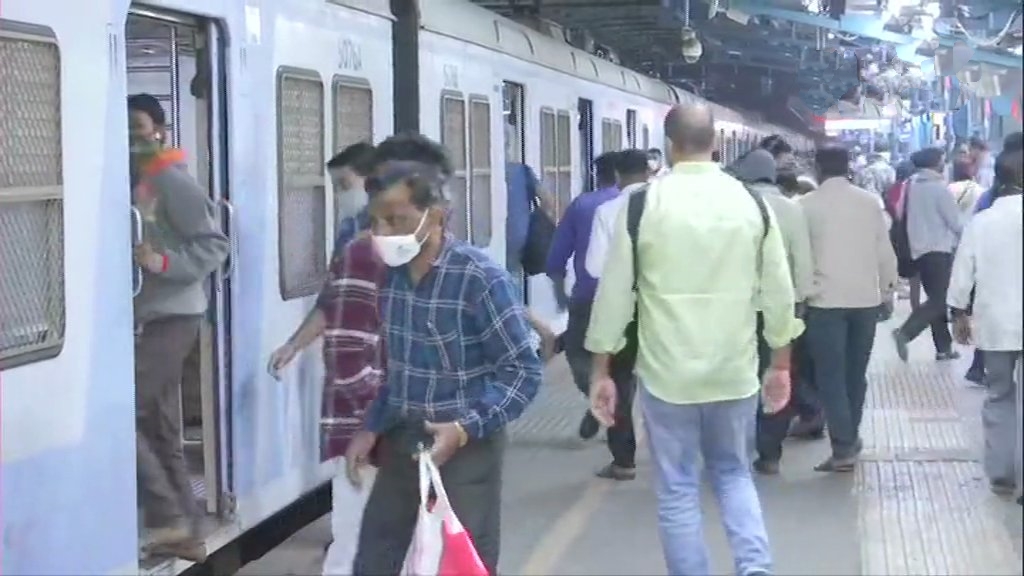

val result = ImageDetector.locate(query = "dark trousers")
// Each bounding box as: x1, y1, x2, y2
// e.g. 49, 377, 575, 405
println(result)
354, 426, 507, 576
135, 315, 202, 529
754, 315, 821, 462
805, 306, 877, 459
900, 251, 954, 354
564, 299, 637, 467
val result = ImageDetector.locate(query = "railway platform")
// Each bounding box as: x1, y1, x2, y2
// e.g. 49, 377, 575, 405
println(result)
238, 306, 1023, 576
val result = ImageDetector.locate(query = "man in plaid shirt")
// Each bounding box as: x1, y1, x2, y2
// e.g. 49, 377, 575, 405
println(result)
346, 137, 544, 576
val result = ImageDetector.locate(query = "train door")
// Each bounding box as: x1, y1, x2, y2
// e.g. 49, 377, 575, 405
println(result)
125, 6, 236, 548
502, 81, 526, 303
578, 98, 594, 192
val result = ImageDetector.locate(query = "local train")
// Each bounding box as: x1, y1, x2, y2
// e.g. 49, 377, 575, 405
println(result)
0, 0, 812, 573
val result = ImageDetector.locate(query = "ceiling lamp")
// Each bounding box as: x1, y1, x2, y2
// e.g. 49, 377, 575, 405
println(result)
681, 27, 703, 64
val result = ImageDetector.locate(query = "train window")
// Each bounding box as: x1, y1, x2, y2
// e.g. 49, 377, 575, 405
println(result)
441, 94, 469, 241
276, 69, 327, 300
0, 28, 66, 368
601, 118, 623, 152
539, 109, 558, 214
626, 110, 637, 148
642, 124, 650, 150
555, 111, 572, 215
331, 78, 373, 229
468, 97, 492, 248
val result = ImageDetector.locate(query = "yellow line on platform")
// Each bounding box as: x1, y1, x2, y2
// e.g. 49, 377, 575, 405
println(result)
518, 479, 612, 575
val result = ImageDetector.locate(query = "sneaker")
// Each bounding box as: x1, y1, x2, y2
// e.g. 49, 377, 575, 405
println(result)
990, 479, 1016, 496
936, 350, 961, 361
595, 463, 636, 481
578, 411, 600, 440
753, 459, 780, 475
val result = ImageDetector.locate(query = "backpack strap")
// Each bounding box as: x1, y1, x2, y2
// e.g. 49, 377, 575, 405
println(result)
627, 184, 650, 293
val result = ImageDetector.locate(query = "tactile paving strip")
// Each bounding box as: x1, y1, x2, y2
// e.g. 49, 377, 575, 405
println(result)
861, 365, 972, 461
857, 362, 1022, 575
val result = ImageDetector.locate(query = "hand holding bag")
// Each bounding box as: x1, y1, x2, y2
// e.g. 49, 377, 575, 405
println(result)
401, 453, 489, 576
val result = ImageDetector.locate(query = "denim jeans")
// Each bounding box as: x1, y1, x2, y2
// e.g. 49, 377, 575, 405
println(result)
805, 306, 877, 459
980, 351, 1023, 484
640, 386, 772, 576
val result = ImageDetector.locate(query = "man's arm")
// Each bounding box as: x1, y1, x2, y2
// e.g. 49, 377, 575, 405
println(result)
756, 207, 804, 363
456, 274, 543, 439
874, 200, 899, 299
936, 183, 965, 237
158, 171, 230, 283
789, 202, 815, 303
947, 221, 977, 313
584, 201, 617, 280
526, 166, 557, 220
585, 200, 637, 377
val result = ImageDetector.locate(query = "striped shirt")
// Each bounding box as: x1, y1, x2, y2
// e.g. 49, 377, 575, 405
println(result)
315, 237, 385, 461
364, 234, 543, 440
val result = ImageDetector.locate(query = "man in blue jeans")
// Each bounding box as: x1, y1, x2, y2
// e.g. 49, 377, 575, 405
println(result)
800, 146, 898, 472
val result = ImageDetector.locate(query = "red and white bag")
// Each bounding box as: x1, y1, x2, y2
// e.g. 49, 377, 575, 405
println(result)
401, 454, 489, 576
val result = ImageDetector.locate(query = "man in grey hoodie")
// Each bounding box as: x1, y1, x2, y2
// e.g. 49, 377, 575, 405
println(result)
733, 150, 819, 474
893, 147, 962, 361
128, 93, 229, 561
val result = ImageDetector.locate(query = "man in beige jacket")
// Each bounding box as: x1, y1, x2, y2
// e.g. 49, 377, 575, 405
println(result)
800, 145, 898, 473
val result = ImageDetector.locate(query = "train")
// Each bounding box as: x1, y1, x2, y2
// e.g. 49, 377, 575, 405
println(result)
0, 0, 812, 573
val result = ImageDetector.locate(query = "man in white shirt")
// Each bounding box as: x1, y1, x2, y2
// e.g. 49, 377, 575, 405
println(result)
948, 148, 1023, 497
582, 149, 651, 480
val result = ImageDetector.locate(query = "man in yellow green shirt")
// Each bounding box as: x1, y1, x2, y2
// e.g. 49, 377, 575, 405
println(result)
586, 104, 803, 576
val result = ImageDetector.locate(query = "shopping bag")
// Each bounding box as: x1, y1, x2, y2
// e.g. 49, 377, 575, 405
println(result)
401, 454, 489, 576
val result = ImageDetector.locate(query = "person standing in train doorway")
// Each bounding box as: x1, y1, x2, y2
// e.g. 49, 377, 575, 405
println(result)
345, 135, 543, 576
267, 141, 383, 576
546, 152, 621, 441
128, 93, 229, 561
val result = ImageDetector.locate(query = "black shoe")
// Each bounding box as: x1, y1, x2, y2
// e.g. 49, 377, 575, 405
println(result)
753, 459, 780, 475
936, 350, 961, 361
813, 455, 856, 473
578, 412, 599, 440
964, 369, 985, 385
892, 329, 909, 362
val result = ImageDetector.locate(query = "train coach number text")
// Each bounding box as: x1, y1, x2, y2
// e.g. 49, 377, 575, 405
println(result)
338, 39, 363, 72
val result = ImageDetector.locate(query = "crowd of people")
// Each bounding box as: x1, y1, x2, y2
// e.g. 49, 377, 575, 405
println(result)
129, 86, 1022, 574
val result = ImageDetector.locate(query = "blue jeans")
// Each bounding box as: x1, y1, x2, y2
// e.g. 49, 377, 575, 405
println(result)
640, 386, 772, 576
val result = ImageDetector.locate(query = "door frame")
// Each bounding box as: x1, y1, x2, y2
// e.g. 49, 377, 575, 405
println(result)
125, 4, 236, 518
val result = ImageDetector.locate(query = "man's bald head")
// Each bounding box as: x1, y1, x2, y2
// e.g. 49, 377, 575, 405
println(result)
664, 104, 716, 160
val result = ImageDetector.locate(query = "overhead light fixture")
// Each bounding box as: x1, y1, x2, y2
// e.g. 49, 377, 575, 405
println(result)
681, 27, 703, 64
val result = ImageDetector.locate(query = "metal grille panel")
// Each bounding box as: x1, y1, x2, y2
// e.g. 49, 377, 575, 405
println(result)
278, 73, 326, 299
0, 34, 65, 367
442, 97, 469, 241
333, 83, 372, 149
0, 37, 62, 188
469, 100, 491, 247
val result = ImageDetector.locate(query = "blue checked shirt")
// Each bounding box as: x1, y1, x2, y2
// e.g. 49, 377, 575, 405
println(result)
364, 234, 543, 439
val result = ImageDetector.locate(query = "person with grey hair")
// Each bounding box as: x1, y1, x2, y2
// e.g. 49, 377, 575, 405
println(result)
344, 135, 543, 576
586, 104, 801, 576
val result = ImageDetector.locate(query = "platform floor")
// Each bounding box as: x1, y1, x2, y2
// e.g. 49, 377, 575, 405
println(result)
237, 307, 1023, 576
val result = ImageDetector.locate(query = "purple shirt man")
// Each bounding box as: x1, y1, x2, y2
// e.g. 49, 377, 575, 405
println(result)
545, 185, 621, 302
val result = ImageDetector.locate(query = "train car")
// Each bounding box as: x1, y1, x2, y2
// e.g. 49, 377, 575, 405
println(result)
0, 0, 811, 574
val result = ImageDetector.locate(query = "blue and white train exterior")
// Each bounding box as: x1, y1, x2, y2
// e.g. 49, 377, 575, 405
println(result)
0, 0, 811, 573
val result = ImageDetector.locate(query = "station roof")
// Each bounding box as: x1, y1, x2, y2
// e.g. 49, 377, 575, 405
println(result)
469, 0, 1023, 130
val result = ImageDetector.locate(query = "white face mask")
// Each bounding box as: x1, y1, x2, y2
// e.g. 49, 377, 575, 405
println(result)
372, 210, 430, 267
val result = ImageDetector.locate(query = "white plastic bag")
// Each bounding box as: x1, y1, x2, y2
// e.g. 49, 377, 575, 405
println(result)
400, 454, 488, 576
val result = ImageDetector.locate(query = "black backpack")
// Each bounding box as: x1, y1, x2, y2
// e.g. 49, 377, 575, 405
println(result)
519, 167, 557, 276
888, 181, 915, 278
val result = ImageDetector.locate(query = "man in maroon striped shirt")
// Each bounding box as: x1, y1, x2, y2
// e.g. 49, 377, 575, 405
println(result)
268, 136, 453, 575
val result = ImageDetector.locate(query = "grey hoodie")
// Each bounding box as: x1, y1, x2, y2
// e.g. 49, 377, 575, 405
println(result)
134, 158, 229, 324
905, 168, 962, 260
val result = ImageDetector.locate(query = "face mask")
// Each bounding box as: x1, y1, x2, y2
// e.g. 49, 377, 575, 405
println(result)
648, 159, 660, 172
337, 187, 368, 219
372, 210, 430, 267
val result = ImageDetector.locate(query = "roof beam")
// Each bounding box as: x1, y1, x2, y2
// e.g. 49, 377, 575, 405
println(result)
729, 0, 1022, 68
